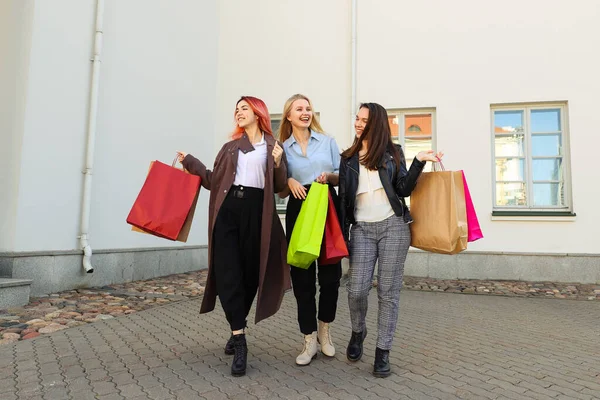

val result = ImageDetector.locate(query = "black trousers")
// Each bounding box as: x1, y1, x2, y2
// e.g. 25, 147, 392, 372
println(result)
213, 185, 263, 331
286, 184, 342, 335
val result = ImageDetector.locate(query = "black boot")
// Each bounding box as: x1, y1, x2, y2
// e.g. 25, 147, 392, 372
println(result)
224, 334, 234, 355
373, 347, 391, 378
346, 328, 367, 362
231, 334, 247, 377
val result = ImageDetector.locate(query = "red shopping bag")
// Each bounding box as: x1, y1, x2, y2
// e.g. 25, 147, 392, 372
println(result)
127, 160, 201, 241
461, 171, 483, 242
317, 191, 349, 265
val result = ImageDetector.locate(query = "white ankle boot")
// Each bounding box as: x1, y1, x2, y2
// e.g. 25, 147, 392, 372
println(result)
296, 332, 318, 366
318, 321, 335, 357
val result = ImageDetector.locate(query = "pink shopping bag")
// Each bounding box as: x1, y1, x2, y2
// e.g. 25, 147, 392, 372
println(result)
461, 171, 483, 242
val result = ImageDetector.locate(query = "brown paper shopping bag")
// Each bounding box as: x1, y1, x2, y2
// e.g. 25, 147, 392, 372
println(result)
409, 168, 468, 254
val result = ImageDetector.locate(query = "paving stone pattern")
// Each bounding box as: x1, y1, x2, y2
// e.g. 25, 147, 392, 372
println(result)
2, 270, 598, 345
0, 287, 599, 399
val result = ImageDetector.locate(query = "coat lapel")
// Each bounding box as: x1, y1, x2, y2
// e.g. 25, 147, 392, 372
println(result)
265, 134, 275, 172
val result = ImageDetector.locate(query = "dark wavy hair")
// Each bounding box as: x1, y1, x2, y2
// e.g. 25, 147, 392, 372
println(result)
342, 102, 401, 171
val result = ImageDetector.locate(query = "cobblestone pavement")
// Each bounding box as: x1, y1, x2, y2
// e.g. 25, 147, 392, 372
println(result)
0, 271, 209, 344
1, 287, 599, 399
402, 277, 600, 301
2, 270, 598, 345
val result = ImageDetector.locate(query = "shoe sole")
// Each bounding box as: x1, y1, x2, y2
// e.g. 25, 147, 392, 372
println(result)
317, 338, 335, 358
373, 370, 391, 378
295, 353, 317, 366
231, 370, 246, 377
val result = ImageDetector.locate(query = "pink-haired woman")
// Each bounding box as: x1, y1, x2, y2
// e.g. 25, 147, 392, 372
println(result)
177, 96, 290, 377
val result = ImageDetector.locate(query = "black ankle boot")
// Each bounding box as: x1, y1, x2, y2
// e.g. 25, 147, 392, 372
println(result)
373, 347, 391, 377
346, 328, 367, 362
231, 334, 247, 377
224, 334, 234, 355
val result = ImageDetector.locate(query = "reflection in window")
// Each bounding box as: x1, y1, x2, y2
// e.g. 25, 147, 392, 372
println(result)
388, 111, 435, 170
492, 105, 569, 210
494, 110, 524, 133
531, 109, 560, 133
388, 110, 436, 208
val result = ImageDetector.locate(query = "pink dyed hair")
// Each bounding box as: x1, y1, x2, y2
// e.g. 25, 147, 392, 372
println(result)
231, 96, 273, 140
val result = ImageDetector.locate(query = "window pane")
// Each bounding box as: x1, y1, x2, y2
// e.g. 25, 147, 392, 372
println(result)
402, 137, 433, 207
275, 195, 288, 211
405, 138, 431, 169
531, 109, 560, 132
532, 134, 562, 157
405, 114, 432, 138
388, 115, 400, 143
494, 134, 524, 157
496, 182, 527, 206
495, 158, 525, 181
494, 110, 524, 133
532, 158, 562, 181
271, 119, 281, 136
533, 183, 564, 207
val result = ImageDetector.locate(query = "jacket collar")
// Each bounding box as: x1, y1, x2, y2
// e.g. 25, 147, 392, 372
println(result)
230, 132, 276, 168
345, 152, 360, 173
238, 132, 257, 154
345, 151, 391, 172
227, 132, 268, 169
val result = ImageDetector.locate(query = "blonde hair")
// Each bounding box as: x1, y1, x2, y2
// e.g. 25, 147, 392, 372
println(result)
277, 94, 324, 143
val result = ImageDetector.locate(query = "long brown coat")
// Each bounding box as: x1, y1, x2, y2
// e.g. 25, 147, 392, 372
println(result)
182, 133, 291, 324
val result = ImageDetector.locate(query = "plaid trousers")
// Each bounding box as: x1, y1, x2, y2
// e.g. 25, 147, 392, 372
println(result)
347, 215, 411, 350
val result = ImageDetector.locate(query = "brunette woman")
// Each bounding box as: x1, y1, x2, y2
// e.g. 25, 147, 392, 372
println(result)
338, 102, 442, 377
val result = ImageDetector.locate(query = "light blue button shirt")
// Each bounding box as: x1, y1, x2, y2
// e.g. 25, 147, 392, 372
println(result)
283, 131, 341, 186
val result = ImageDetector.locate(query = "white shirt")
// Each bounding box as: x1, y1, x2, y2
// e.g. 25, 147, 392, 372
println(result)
233, 134, 267, 189
355, 164, 395, 222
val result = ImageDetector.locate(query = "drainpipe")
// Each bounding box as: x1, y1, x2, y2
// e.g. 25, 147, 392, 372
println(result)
351, 0, 357, 133
79, 0, 105, 273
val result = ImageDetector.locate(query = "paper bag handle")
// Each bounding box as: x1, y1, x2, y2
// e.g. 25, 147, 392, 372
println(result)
172, 154, 190, 173
432, 158, 445, 172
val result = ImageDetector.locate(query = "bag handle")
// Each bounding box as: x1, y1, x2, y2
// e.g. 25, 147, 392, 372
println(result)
172, 154, 189, 173
432, 156, 445, 172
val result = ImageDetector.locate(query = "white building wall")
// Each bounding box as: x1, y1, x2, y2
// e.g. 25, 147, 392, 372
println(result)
356, 0, 600, 254
215, 0, 353, 152
10, 0, 219, 252
13, 0, 96, 252
89, 0, 219, 250
0, 0, 34, 252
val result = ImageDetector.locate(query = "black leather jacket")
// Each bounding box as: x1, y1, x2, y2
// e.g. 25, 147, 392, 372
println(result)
338, 144, 425, 241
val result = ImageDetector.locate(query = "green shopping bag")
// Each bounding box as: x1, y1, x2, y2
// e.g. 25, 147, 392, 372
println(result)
287, 183, 329, 269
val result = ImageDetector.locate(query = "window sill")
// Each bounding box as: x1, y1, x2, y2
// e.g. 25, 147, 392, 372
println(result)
491, 211, 576, 222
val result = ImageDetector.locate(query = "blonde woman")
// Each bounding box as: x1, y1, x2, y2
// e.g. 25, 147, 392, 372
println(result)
278, 94, 342, 366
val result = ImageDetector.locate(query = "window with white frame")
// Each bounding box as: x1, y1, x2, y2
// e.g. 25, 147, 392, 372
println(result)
491, 104, 571, 212
387, 109, 436, 207
387, 109, 437, 168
